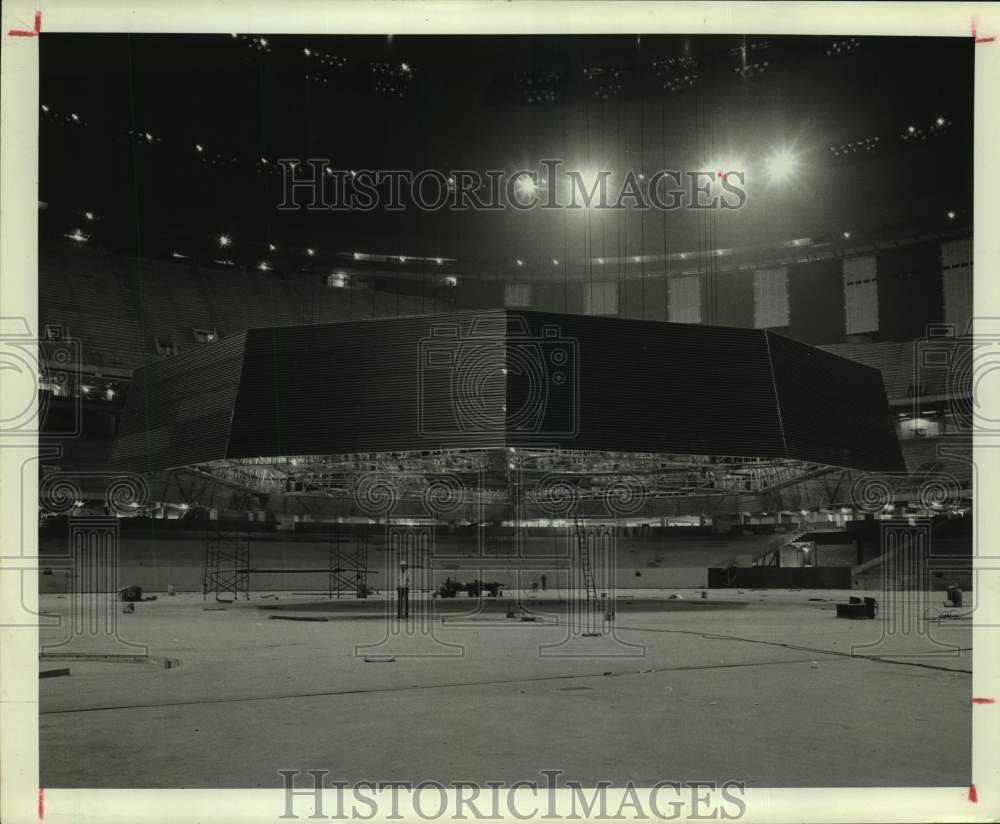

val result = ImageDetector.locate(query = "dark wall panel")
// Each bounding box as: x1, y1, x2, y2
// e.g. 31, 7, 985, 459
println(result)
508, 311, 788, 457
767, 331, 904, 471
227, 311, 508, 458
877, 242, 944, 341
715, 270, 755, 329
109, 332, 247, 471
788, 259, 845, 345
111, 310, 904, 474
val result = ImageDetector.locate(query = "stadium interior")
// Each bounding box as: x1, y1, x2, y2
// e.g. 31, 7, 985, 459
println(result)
35, 32, 975, 790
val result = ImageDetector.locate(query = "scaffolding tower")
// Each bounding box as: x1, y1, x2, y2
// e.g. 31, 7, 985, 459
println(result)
203, 531, 251, 600
329, 525, 371, 598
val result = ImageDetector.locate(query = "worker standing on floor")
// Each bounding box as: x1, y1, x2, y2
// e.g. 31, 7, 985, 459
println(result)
397, 560, 411, 619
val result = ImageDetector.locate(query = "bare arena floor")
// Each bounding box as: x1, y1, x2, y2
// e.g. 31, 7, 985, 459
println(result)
38, 589, 972, 789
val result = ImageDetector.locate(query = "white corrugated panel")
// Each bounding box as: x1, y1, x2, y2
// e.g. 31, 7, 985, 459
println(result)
504, 282, 532, 307
843, 255, 879, 334
584, 281, 619, 315
668, 275, 701, 323
753, 267, 789, 328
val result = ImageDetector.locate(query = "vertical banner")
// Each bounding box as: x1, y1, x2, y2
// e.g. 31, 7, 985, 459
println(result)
42, 517, 147, 657
853, 521, 960, 658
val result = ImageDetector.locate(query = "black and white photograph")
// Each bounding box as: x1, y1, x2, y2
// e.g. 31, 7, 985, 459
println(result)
2, 2, 998, 822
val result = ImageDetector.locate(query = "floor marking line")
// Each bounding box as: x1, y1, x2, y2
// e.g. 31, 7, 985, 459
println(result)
613, 625, 973, 674
39, 656, 833, 716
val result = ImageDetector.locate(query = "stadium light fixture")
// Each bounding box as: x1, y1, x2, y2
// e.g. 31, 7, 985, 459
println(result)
515, 174, 537, 196
765, 148, 799, 182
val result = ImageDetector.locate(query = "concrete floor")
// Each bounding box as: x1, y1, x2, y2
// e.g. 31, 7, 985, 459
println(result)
38, 589, 972, 788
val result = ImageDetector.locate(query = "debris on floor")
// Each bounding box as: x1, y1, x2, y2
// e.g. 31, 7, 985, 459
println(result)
835, 596, 878, 619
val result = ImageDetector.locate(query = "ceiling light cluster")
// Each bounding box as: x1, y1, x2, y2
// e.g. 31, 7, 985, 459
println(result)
517, 69, 561, 104
826, 37, 860, 57
828, 135, 881, 158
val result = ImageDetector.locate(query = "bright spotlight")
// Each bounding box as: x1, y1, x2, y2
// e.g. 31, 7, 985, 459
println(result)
218, 234, 231, 247
765, 149, 799, 182
514, 174, 537, 198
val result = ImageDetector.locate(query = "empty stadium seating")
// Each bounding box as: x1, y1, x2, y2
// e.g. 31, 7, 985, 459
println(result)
39, 244, 449, 372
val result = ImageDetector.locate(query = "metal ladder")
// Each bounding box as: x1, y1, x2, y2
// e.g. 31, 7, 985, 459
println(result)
573, 514, 598, 604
